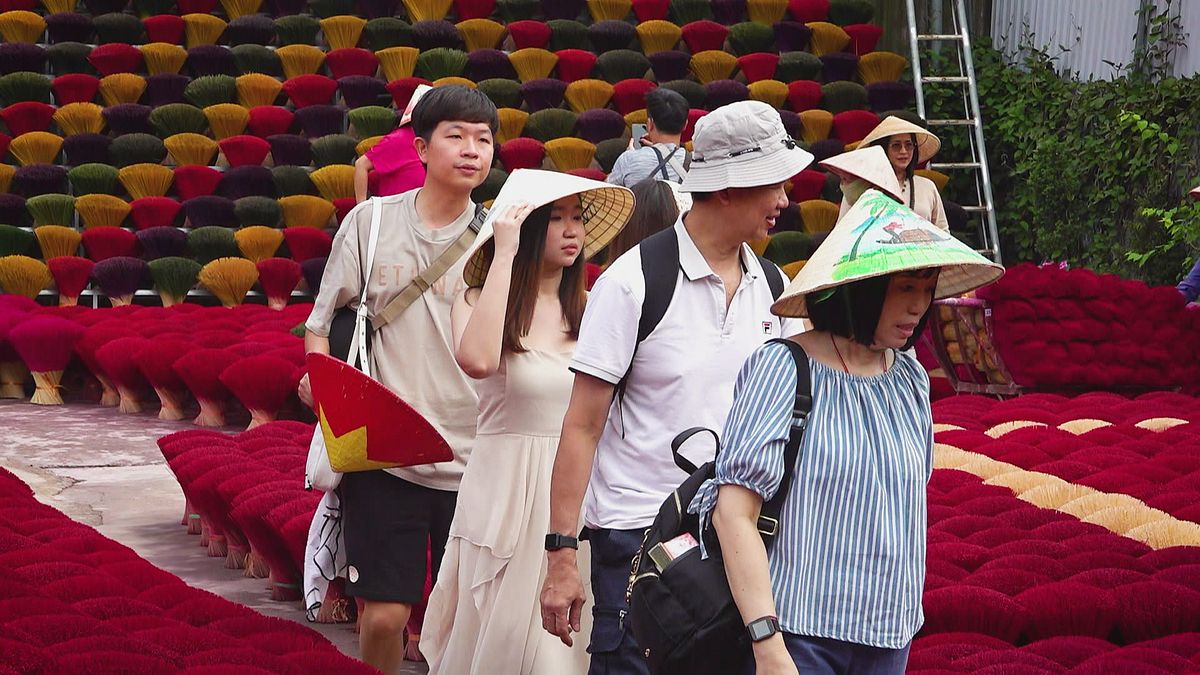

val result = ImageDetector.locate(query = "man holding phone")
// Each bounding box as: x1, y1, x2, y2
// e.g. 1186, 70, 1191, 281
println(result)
606, 88, 690, 188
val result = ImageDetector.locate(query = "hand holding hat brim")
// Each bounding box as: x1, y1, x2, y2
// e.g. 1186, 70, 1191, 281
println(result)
463, 169, 635, 287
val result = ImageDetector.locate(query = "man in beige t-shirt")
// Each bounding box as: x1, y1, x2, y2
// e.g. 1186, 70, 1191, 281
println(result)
300, 85, 497, 674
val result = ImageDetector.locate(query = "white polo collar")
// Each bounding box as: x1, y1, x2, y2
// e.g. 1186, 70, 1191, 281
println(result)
674, 216, 762, 283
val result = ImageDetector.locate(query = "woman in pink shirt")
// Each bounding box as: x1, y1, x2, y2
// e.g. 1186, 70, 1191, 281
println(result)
353, 85, 431, 202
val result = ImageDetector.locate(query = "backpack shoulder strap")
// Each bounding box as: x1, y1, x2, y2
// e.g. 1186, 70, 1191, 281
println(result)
756, 338, 812, 542
612, 227, 681, 408
635, 226, 681, 343
757, 256, 786, 300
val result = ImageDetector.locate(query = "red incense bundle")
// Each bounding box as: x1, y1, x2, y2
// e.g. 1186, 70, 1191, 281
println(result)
46, 256, 94, 307
134, 339, 192, 421
0, 311, 30, 399
75, 324, 126, 406
7, 316, 86, 405
218, 355, 302, 429
173, 348, 241, 427
93, 336, 151, 414
254, 258, 301, 310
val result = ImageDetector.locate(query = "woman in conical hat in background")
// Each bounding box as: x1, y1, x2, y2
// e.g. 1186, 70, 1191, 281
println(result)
689, 189, 1002, 674
421, 169, 634, 674
842, 116, 949, 230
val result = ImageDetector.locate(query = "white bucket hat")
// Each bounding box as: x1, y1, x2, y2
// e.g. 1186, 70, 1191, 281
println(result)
819, 145, 903, 203
771, 188, 1004, 318
399, 84, 432, 127
463, 169, 634, 287
679, 100, 815, 193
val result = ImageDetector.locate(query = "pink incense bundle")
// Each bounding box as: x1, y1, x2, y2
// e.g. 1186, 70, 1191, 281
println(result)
268, 346, 306, 368
226, 341, 277, 358
7, 317, 86, 405
265, 497, 321, 601
0, 311, 30, 399
134, 339, 192, 421
46, 256, 95, 307
173, 348, 241, 427
219, 355, 302, 429
188, 463, 254, 559
254, 258, 301, 310
230, 488, 313, 593
93, 336, 151, 414
194, 329, 243, 349
75, 324, 126, 406
215, 471, 290, 570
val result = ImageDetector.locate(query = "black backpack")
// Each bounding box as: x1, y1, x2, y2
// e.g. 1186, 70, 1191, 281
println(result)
626, 338, 812, 675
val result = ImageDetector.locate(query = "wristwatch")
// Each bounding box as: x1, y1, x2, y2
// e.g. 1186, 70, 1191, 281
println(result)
746, 616, 781, 643
544, 533, 579, 551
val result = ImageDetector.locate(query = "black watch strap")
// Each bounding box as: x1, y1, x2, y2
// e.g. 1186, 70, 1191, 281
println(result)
544, 533, 579, 551
746, 616, 781, 643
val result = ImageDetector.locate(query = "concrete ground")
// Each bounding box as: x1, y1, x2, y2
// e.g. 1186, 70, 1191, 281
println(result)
0, 399, 428, 674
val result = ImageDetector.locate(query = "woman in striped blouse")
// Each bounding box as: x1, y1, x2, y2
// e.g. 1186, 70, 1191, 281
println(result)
689, 188, 1003, 675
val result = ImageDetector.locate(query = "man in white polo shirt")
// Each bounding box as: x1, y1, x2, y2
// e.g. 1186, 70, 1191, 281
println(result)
539, 100, 814, 674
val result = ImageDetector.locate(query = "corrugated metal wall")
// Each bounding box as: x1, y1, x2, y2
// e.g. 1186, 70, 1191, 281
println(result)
1174, 1, 1200, 77
990, 0, 1143, 80
988, 0, 1200, 79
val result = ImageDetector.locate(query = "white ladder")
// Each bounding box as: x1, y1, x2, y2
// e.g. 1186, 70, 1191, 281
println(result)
904, 0, 1002, 263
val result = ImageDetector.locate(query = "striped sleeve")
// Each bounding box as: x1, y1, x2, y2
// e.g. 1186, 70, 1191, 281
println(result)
689, 341, 798, 555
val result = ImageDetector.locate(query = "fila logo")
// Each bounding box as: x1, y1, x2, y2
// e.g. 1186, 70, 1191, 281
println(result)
762, 322, 773, 334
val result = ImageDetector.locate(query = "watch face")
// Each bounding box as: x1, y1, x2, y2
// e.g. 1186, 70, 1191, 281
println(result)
748, 618, 777, 642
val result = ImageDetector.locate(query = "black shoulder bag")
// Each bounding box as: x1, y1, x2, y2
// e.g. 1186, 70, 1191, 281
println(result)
627, 338, 812, 675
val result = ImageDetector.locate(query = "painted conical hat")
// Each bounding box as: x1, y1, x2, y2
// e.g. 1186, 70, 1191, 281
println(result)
819, 145, 903, 203
463, 169, 634, 287
307, 353, 453, 471
771, 188, 1004, 318
859, 116, 941, 164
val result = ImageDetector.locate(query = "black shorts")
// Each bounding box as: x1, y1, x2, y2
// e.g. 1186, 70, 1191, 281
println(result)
338, 470, 457, 603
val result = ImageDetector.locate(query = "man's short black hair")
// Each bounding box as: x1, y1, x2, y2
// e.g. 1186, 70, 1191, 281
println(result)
645, 88, 688, 135
410, 85, 499, 142
806, 271, 935, 351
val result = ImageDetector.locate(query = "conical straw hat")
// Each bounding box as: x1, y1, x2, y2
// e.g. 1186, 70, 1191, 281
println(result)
307, 353, 453, 470
859, 115, 941, 164
771, 188, 1003, 317
463, 168, 634, 287
819, 145, 903, 203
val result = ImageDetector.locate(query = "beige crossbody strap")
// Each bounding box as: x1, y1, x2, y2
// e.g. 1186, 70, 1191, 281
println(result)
370, 203, 486, 331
